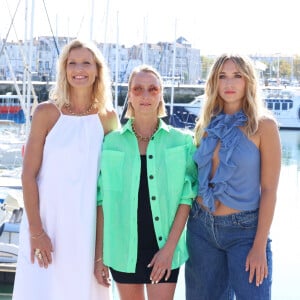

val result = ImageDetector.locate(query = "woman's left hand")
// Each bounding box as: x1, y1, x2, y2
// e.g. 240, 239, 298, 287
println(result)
245, 246, 268, 287
147, 247, 173, 284
30, 231, 53, 268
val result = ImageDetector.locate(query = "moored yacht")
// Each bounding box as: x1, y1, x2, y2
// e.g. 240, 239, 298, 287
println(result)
166, 87, 300, 130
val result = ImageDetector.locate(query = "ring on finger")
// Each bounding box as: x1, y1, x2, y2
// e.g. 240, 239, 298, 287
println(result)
35, 249, 43, 260
34, 248, 41, 256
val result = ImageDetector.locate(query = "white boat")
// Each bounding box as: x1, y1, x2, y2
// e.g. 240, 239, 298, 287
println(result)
262, 87, 300, 129
166, 87, 300, 130
0, 185, 23, 274
164, 97, 200, 129
0, 122, 23, 277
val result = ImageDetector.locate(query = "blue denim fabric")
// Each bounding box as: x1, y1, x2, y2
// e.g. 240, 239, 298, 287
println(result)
185, 201, 272, 300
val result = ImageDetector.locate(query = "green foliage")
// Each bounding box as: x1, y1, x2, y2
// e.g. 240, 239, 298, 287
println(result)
200, 56, 215, 80
200, 55, 300, 85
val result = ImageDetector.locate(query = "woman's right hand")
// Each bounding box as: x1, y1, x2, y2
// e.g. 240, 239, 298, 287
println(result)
94, 260, 111, 287
30, 231, 53, 268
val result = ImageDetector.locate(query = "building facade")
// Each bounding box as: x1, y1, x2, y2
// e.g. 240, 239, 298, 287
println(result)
0, 36, 201, 84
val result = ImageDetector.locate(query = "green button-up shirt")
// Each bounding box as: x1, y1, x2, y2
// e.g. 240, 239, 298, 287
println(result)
97, 119, 197, 273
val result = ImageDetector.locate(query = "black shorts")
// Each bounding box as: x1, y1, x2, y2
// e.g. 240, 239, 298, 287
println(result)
110, 249, 179, 284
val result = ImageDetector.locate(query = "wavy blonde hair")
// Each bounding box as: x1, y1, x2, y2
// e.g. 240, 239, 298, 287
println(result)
125, 64, 167, 118
49, 39, 113, 114
194, 53, 275, 146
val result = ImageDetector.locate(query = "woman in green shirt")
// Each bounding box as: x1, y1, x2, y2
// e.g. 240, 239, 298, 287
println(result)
94, 65, 197, 300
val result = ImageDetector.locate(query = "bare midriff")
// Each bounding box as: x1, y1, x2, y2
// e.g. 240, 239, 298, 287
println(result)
196, 196, 241, 216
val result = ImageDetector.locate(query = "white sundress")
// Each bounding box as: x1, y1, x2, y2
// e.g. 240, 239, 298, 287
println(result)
13, 113, 112, 300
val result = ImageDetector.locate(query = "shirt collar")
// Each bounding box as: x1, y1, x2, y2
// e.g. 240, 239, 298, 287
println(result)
120, 118, 170, 135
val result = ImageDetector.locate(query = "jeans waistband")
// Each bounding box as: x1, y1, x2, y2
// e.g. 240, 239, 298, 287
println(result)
194, 201, 259, 225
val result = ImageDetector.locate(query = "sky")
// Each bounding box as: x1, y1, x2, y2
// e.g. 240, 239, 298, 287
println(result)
1, 0, 300, 56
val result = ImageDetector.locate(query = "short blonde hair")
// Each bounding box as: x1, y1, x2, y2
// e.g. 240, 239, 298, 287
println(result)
49, 39, 113, 114
125, 65, 167, 118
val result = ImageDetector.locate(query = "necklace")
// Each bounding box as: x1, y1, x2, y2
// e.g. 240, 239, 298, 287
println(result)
64, 102, 95, 116
132, 121, 159, 142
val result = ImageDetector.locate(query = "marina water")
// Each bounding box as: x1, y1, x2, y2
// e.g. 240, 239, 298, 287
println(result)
0, 124, 300, 300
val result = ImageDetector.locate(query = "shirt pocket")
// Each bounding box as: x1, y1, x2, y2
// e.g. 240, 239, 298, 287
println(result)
165, 145, 187, 197
101, 150, 125, 191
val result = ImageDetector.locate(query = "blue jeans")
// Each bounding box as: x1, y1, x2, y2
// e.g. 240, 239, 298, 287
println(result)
185, 201, 272, 300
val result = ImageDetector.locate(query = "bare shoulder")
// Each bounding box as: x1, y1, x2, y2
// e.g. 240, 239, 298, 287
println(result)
99, 108, 120, 135
257, 117, 281, 149
31, 101, 60, 134
33, 101, 59, 116
258, 117, 279, 136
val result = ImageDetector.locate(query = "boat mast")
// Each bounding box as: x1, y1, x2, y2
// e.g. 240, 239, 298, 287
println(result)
170, 19, 177, 116
114, 11, 119, 112
142, 16, 148, 64
24, 0, 35, 137
102, 0, 110, 62
2, 0, 37, 124
22, 0, 28, 129
1, 0, 24, 109
89, 0, 95, 40
3, 48, 23, 104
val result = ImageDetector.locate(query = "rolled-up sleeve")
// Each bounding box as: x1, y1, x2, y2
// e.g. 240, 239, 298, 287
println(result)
180, 137, 198, 205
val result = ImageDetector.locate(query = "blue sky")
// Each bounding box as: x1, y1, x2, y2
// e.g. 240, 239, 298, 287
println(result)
1, 0, 299, 55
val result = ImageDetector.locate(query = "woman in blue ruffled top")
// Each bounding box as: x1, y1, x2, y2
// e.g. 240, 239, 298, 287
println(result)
185, 54, 281, 300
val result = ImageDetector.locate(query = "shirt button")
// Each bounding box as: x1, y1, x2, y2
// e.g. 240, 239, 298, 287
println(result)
151, 196, 156, 200
149, 175, 154, 179
158, 236, 162, 241
208, 182, 215, 188
155, 216, 159, 221
148, 154, 153, 159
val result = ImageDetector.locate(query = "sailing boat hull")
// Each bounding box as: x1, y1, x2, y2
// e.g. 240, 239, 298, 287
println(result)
0, 109, 25, 124
0, 95, 27, 124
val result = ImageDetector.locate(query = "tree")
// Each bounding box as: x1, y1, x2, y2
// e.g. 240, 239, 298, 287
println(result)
200, 56, 215, 80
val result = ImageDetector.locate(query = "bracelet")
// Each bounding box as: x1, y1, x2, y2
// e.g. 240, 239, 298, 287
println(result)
95, 257, 103, 263
31, 231, 46, 240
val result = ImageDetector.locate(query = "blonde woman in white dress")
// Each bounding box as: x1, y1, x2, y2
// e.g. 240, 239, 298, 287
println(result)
13, 39, 119, 300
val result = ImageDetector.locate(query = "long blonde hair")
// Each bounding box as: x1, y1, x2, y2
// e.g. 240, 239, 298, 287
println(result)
49, 39, 113, 114
194, 53, 275, 146
125, 64, 167, 118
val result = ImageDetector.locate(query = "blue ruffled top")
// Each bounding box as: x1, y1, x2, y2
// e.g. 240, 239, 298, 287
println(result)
193, 110, 261, 212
